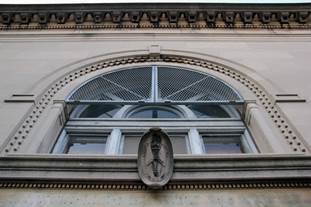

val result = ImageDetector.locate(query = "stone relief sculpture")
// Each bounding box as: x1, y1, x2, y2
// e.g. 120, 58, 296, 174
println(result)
137, 128, 174, 189
149, 133, 165, 177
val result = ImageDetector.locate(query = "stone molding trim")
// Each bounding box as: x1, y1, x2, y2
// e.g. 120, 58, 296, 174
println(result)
0, 182, 310, 191
0, 154, 310, 190
0, 3, 310, 30
2, 54, 309, 154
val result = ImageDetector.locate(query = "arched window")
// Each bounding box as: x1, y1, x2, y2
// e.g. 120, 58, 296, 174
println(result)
127, 106, 182, 118
52, 66, 257, 155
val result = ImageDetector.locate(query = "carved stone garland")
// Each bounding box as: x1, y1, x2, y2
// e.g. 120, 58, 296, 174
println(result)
3, 55, 308, 154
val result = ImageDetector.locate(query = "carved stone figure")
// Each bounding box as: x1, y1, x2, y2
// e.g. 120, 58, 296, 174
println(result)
137, 128, 174, 189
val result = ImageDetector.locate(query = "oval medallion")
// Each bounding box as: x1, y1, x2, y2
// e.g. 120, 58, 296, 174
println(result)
137, 128, 174, 189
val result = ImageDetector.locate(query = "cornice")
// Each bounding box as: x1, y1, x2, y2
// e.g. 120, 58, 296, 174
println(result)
0, 3, 310, 30
0, 154, 310, 190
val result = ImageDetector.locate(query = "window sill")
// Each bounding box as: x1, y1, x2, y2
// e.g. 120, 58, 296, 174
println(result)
0, 154, 310, 187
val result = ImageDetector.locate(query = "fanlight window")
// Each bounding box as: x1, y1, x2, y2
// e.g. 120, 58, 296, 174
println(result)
67, 66, 243, 104
127, 106, 182, 118
78, 105, 122, 118
53, 66, 257, 155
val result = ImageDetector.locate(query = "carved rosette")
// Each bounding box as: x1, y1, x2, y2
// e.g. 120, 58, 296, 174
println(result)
137, 128, 174, 189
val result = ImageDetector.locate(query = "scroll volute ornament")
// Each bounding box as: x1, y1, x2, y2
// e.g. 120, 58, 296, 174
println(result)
137, 128, 174, 189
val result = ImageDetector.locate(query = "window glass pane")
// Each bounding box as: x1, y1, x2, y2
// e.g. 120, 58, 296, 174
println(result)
187, 105, 230, 118
65, 134, 107, 154
169, 134, 188, 154
202, 135, 242, 154
122, 133, 143, 154
78, 104, 122, 118
129, 107, 181, 118
122, 133, 188, 154
67, 142, 106, 154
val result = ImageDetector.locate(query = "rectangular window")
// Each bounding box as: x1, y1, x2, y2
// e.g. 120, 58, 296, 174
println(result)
202, 134, 243, 154
52, 126, 257, 155
122, 133, 144, 154
121, 132, 188, 154
199, 128, 258, 154
53, 130, 108, 154
65, 134, 107, 154
169, 133, 188, 154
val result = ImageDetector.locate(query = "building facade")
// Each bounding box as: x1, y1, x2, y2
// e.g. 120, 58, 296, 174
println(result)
0, 2, 310, 206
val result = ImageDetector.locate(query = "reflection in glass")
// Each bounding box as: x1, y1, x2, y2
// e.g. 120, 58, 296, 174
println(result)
67, 142, 106, 154
122, 133, 187, 154
169, 134, 188, 154
129, 107, 181, 118
202, 135, 242, 154
78, 105, 122, 118
65, 134, 107, 154
122, 133, 143, 154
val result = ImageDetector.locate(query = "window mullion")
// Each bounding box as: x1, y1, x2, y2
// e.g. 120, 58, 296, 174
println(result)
52, 130, 69, 153
151, 65, 158, 102
105, 128, 122, 155
188, 128, 205, 154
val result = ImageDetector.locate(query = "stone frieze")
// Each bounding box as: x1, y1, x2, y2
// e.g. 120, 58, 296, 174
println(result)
0, 3, 310, 29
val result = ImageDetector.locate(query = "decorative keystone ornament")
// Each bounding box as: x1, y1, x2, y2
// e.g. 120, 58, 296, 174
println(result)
137, 128, 174, 189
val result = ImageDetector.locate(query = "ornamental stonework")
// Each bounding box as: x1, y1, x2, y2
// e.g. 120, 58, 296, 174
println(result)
2, 54, 308, 154
0, 3, 310, 30
138, 128, 174, 189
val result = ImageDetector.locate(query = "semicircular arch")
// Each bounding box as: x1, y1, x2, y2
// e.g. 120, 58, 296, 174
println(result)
3, 52, 307, 155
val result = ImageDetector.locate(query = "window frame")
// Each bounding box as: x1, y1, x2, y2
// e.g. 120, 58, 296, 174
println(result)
52, 65, 257, 155
52, 108, 258, 155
